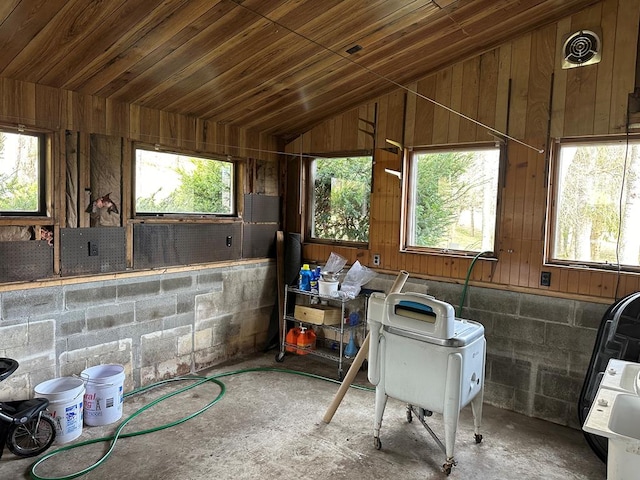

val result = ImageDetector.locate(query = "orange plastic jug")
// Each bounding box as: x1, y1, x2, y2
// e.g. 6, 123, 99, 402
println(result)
296, 327, 313, 355
285, 326, 301, 353
308, 327, 317, 350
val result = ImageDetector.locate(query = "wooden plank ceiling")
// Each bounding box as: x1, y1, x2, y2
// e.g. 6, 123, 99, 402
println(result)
0, 0, 599, 140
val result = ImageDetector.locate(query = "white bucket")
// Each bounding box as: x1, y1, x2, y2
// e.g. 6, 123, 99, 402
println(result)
81, 364, 125, 426
319, 279, 339, 296
34, 377, 85, 444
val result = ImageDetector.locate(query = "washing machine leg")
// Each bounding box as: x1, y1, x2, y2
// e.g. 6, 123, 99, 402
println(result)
442, 408, 458, 476
373, 387, 388, 449
471, 390, 483, 443
443, 353, 462, 464
442, 403, 459, 464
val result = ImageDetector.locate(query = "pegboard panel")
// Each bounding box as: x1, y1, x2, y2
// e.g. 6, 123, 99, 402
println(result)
243, 224, 277, 258
0, 241, 53, 282
243, 194, 280, 223
60, 227, 126, 276
133, 223, 242, 269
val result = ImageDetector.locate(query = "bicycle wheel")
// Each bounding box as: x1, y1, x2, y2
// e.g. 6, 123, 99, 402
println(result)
7, 414, 56, 457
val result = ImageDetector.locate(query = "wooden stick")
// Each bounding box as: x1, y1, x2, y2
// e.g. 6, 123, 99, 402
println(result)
276, 231, 285, 343
322, 270, 409, 424
389, 270, 410, 295
322, 335, 370, 424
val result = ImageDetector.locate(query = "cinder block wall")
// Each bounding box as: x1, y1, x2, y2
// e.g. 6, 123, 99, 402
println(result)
2, 264, 608, 429
367, 274, 609, 429
460, 286, 607, 430
0, 261, 275, 401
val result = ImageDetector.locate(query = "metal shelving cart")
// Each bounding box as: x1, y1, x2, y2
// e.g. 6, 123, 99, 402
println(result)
275, 286, 367, 379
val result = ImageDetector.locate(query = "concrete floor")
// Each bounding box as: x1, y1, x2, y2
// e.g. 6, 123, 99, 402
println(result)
1, 352, 607, 480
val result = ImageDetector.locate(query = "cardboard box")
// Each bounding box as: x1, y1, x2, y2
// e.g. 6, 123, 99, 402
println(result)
318, 327, 343, 343
317, 327, 365, 352
294, 304, 342, 325
316, 327, 344, 351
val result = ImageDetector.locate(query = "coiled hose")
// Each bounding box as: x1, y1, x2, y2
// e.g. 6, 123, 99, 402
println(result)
29, 367, 372, 480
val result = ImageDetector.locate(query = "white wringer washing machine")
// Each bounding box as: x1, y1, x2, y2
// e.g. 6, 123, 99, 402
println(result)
367, 292, 486, 475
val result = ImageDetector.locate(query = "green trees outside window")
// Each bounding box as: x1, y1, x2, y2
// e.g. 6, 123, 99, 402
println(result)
0, 131, 42, 213
135, 149, 234, 215
406, 147, 500, 253
552, 140, 640, 267
310, 156, 372, 243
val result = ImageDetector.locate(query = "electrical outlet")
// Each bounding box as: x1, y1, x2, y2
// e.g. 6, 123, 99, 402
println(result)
88, 242, 99, 257
540, 271, 551, 286
373, 254, 381, 266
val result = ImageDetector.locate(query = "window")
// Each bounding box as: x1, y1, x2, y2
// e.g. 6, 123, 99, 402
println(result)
0, 129, 46, 215
404, 145, 501, 254
548, 138, 640, 269
308, 155, 372, 243
135, 147, 235, 216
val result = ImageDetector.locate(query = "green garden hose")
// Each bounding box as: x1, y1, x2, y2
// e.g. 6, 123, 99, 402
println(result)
457, 251, 492, 317
29, 367, 373, 480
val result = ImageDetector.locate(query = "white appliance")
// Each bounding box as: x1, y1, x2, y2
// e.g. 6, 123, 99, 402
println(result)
367, 292, 486, 475
582, 358, 640, 480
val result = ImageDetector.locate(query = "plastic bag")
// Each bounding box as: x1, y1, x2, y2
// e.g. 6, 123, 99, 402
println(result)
323, 252, 347, 276
338, 261, 376, 299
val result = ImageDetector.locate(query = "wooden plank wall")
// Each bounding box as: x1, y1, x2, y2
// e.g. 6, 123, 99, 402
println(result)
285, 0, 640, 302
0, 78, 279, 162
0, 77, 280, 276
0, 78, 279, 226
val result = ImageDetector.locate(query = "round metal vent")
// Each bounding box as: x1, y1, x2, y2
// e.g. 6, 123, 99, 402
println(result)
562, 30, 601, 69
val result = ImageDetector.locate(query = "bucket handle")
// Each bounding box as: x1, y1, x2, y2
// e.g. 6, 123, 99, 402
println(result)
76, 373, 117, 387
69, 388, 85, 402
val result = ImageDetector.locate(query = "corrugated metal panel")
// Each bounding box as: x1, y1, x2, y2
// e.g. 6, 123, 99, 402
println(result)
0, 241, 53, 282
60, 227, 126, 276
133, 223, 242, 269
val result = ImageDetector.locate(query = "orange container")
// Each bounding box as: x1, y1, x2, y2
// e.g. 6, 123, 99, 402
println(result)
296, 327, 313, 355
308, 327, 317, 350
285, 326, 301, 353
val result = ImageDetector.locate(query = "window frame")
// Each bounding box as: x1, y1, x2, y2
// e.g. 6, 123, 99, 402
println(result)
401, 142, 504, 258
0, 126, 49, 218
305, 151, 373, 247
133, 143, 238, 219
545, 135, 640, 272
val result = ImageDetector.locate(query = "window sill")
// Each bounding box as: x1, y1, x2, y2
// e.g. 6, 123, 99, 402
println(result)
545, 260, 640, 274
306, 238, 370, 249
130, 216, 240, 224
401, 247, 497, 261
0, 217, 53, 226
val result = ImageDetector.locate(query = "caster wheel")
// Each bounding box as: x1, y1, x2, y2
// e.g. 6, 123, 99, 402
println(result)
406, 408, 413, 423
442, 463, 452, 476
338, 371, 344, 381
374, 437, 382, 450
275, 352, 285, 362
475, 433, 483, 444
